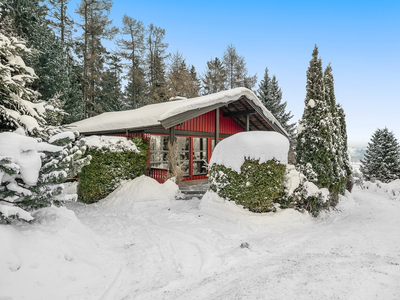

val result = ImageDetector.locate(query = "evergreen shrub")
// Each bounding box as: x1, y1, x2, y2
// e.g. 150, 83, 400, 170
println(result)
209, 158, 286, 213
78, 137, 148, 203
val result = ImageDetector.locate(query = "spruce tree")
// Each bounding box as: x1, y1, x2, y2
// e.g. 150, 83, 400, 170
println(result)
167, 52, 199, 99
117, 14, 146, 109
201, 57, 226, 95
146, 23, 169, 103
222, 44, 257, 91
360, 128, 400, 183
100, 54, 124, 112
257, 68, 296, 149
296, 45, 334, 189
0, 33, 45, 133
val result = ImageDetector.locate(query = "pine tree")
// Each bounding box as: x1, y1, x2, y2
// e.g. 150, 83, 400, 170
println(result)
188, 65, 201, 98
360, 128, 400, 183
0, 33, 45, 133
0, 0, 74, 104
76, 0, 118, 117
201, 57, 226, 95
146, 23, 169, 104
117, 14, 146, 109
100, 54, 124, 111
167, 52, 199, 99
296, 45, 334, 189
222, 44, 257, 91
0, 34, 91, 222
257, 68, 296, 148
45, 0, 75, 45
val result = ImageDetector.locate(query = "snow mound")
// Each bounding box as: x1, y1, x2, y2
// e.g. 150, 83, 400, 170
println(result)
0, 206, 120, 299
363, 179, 400, 200
209, 131, 289, 173
97, 175, 180, 211
199, 190, 312, 229
83, 135, 140, 152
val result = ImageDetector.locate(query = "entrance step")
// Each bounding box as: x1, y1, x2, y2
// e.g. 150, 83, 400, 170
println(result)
178, 190, 207, 200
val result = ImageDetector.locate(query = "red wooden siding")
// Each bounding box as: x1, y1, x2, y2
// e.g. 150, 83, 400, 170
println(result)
149, 169, 168, 183
175, 110, 244, 134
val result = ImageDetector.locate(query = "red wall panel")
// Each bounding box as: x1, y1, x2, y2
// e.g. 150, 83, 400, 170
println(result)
175, 110, 244, 135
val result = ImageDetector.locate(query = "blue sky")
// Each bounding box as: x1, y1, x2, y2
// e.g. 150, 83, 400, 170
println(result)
68, 0, 400, 147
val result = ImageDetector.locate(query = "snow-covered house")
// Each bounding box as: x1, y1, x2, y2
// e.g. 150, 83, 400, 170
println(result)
66, 88, 288, 182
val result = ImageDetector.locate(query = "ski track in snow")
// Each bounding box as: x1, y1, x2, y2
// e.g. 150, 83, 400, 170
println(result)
67, 187, 400, 300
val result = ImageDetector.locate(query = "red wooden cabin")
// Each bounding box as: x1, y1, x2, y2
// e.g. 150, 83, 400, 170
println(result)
67, 88, 288, 183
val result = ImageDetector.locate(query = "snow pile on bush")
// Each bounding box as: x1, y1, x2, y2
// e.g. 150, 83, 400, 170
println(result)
284, 165, 330, 201
95, 175, 180, 212
209, 132, 289, 213
0, 132, 41, 221
209, 131, 289, 172
363, 179, 400, 200
83, 135, 140, 153
0, 130, 90, 223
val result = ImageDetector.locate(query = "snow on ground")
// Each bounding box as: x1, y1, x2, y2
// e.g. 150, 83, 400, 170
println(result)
1, 177, 400, 299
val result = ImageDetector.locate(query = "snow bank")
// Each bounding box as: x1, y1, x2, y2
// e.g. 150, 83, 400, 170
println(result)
209, 131, 289, 173
0, 206, 120, 299
199, 190, 312, 228
363, 179, 400, 200
96, 175, 180, 211
83, 135, 139, 153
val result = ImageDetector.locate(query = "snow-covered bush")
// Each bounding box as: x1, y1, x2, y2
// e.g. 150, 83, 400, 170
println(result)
278, 165, 330, 217
0, 130, 90, 223
77, 136, 148, 204
209, 131, 289, 213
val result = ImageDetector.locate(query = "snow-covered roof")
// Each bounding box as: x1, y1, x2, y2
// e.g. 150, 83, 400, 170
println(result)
65, 88, 288, 137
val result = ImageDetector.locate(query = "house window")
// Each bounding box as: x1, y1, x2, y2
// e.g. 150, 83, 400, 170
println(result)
150, 135, 169, 170
150, 135, 190, 176
176, 136, 190, 176
193, 137, 208, 175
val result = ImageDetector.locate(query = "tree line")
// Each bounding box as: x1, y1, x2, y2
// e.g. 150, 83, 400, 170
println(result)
1, 0, 294, 128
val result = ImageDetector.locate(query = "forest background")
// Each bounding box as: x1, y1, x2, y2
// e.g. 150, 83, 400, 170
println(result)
1, 0, 399, 147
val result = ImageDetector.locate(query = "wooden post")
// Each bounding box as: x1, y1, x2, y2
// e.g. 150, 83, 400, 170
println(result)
246, 114, 250, 131
215, 108, 220, 145
169, 126, 175, 145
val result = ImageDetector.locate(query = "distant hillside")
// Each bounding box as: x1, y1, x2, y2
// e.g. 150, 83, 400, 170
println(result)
348, 147, 366, 163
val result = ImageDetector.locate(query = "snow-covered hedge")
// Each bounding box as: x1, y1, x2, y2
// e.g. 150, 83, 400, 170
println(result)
77, 136, 148, 204
210, 158, 286, 213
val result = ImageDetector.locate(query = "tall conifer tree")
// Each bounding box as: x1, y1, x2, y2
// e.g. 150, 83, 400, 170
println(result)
296, 45, 334, 188
117, 14, 146, 109
258, 68, 296, 148
201, 57, 226, 95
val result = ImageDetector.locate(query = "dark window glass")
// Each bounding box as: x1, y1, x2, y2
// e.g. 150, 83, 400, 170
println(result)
193, 137, 208, 175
